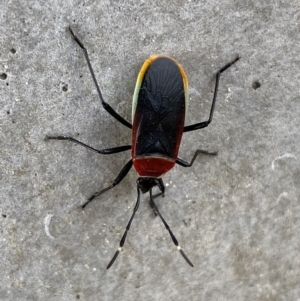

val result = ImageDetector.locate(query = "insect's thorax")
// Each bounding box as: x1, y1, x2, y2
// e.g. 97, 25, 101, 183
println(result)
133, 155, 176, 178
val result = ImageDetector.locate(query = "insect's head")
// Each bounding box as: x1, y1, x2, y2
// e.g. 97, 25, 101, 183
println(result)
136, 177, 160, 194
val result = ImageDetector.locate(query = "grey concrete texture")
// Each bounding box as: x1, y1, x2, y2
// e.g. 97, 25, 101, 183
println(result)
1, 0, 299, 300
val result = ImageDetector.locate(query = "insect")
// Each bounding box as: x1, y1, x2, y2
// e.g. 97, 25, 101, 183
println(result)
46, 27, 239, 269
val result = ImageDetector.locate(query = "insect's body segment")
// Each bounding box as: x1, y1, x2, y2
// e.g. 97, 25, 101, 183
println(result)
132, 55, 188, 178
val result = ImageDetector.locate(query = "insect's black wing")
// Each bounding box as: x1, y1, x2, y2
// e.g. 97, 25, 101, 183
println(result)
134, 57, 186, 159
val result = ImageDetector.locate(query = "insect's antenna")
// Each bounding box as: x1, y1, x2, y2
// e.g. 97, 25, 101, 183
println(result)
107, 187, 141, 269
149, 190, 194, 267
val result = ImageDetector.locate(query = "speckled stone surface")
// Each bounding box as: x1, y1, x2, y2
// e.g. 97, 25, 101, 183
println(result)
1, 1, 299, 300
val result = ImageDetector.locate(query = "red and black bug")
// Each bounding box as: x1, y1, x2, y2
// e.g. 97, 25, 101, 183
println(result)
47, 27, 239, 269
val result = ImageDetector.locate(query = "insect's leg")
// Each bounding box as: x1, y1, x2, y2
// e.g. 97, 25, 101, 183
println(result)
46, 135, 131, 155
106, 187, 141, 269
69, 27, 132, 129
157, 178, 165, 196
176, 149, 217, 167
149, 179, 165, 215
152, 178, 165, 199
81, 159, 133, 208
184, 56, 239, 132
149, 189, 194, 267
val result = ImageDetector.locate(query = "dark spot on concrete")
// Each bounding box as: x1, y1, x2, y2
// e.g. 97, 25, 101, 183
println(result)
252, 81, 261, 90
0, 73, 7, 80
62, 84, 68, 92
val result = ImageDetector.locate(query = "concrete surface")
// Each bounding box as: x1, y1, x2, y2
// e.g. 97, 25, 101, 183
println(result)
1, 0, 300, 300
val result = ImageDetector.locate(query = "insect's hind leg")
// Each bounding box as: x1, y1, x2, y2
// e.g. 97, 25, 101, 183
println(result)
68, 27, 132, 129
183, 56, 239, 133
176, 149, 217, 167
